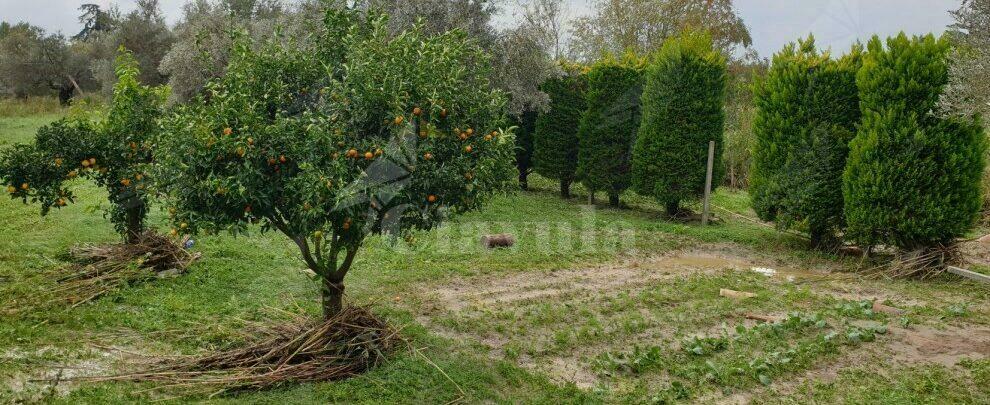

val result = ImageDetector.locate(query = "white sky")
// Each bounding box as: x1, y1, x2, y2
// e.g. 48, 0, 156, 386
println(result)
0, 0, 963, 57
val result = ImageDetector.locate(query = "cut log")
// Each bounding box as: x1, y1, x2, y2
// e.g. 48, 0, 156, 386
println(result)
481, 234, 515, 249
719, 288, 757, 299
744, 313, 782, 323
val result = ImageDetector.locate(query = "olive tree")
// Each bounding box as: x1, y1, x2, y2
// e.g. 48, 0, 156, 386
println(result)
157, 9, 514, 319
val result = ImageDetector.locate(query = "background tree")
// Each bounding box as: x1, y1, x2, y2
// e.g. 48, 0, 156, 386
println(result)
633, 33, 726, 216
0, 23, 97, 104
157, 9, 514, 319
1, 51, 167, 242
844, 34, 986, 250
533, 64, 587, 198
90, 0, 175, 92
511, 110, 538, 190
569, 0, 751, 61
576, 55, 642, 206
722, 49, 766, 189
750, 37, 861, 246
74, 3, 115, 41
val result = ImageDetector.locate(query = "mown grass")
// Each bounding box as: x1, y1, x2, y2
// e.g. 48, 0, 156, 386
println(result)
1, 110, 989, 403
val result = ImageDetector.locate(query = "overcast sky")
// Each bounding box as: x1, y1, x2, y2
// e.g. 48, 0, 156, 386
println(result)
0, 0, 963, 57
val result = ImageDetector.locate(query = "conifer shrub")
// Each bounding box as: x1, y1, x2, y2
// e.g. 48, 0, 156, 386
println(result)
533, 64, 586, 198
576, 55, 643, 206
511, 109, 538, 190
750, 37, 861, 245
633, 33, 727, 216
844, 34, 986, 250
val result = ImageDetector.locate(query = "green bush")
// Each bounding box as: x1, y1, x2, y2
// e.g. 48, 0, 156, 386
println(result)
156, 10, 514, 318
844, 33, 986, 249
750, 37, 861, 245
633, 33, 726, 216
511, 109, 538, 190
1, 50, 167, 243
533, 65, 586, 198
576, 55, 643, 206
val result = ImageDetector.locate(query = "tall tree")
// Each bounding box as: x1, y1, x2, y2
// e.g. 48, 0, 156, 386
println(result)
91, 0, 175, 92
0, 24, 96, 104
633, 32, 726, 216
74, 4, 115, 41
941, 0, 989, 118
533, 65, 587, 198
569, 0, 751, 61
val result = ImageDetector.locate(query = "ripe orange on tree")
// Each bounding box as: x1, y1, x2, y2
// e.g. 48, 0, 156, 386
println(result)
223, 127, 233, 136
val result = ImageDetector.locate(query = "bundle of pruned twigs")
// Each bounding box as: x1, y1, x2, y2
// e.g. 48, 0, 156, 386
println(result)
863, 243, 961, 280
48, 231, 199, 307
83, 306, 398, 394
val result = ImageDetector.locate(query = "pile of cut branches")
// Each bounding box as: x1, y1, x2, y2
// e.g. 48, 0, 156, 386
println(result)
863, 243, 961, 280
49, 231, 199, 307
87, 306, 398, 394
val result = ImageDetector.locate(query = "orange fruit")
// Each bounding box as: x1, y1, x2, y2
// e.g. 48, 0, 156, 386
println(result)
484, 134, 492, 141
247, 137, 254, 146
67, 170, 77, 178
89, 158, 96, 166
121, 178, 131, 187
364, 151, 373, 160
169, 228, 178, 236
423, 152, 433, 160
440, 109, 448, 118
394, 116, 404, 125
56, 198, 65, 206
81, 159, 90, 168
54, 158, 63, 166
223, 127, 233, 136
20, 183, 28, 190
459, 133, 468, 140
237, 147, 245, 157
464, 172, 474, 180
466, 128, 474, 135
129, 142, 137, 149
279, 155, 287, 163
135, 174, 143, 181
427, 194, 437, 203
464, 145, 473, 153
6, 185, 15, 193
267, 157, 276, 165
347, 149, 358, 158
180, 222, 188, 229
413, 107, 422, 116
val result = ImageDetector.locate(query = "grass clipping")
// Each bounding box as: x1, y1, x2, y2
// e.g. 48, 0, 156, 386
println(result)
89, 306, 398, 394
50, 231, 199, 307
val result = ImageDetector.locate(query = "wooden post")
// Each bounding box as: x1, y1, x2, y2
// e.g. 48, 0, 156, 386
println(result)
702, 140, 715, 226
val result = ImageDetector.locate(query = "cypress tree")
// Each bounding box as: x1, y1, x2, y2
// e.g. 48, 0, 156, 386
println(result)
533, 67, 587, 198
844, 33, 986, 250
576, 55, 643, 206
633, 33, 727, 216
511, 109, 538, 190
750, 36, 862, 246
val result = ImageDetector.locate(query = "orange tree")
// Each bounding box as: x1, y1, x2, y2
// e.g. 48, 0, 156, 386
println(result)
1, 50, 167, 243
156, 10, 514, 319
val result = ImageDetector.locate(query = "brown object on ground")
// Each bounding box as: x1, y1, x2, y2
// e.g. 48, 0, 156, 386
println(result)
719, 288, 757, 299
81, 306, 398, 393
863, 243, 960, 280
872, 301, 906, 315
47, 231, 199, 308
978, 234, 990, 244
481, 234, 515, 249
743, 313, 783, 323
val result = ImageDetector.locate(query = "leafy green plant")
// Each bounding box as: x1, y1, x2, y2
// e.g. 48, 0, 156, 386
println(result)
844, 33, 987, 250
1, 50, 167, 243
157, 10, 514, 319
633, 32, 727, 216
576, 54, 643, 206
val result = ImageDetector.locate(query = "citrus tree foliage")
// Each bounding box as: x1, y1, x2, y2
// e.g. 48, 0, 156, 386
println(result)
157, 10, 514, 318
844, 34, 986, 249
633, 33, 726, 216
576, 55, 643, 206
749, 36, 861, 245
1, 51, 167, 242
570, 0, 752, 61
533, 64, 587, 198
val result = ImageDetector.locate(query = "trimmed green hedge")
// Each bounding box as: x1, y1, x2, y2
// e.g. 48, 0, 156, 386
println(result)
533, 70, 587, 197
633, 33, 727, 216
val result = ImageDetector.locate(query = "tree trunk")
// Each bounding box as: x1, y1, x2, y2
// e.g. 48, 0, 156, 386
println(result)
609, 193, 620, 207
322, 278, 345, 320
519, 170, 529, 191
666, 201, 679, 217
124, 201, 145, 244
57, 85, 74, 106
560, 179, 571, 198
588, 191, 595, 205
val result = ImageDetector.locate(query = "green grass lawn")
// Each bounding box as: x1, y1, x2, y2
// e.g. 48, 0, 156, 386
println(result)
2, 113, 990, 403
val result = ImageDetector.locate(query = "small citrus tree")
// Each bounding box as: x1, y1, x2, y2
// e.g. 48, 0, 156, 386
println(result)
157, 10, 514, 319
844, 33, 986, 250
533, 64, 587, 198
633, 32, 727, 216
576, 54, 643, 206
1, 50, 167, 243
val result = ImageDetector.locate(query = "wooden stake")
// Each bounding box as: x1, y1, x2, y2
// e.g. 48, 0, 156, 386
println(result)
702, 140, 715, 225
